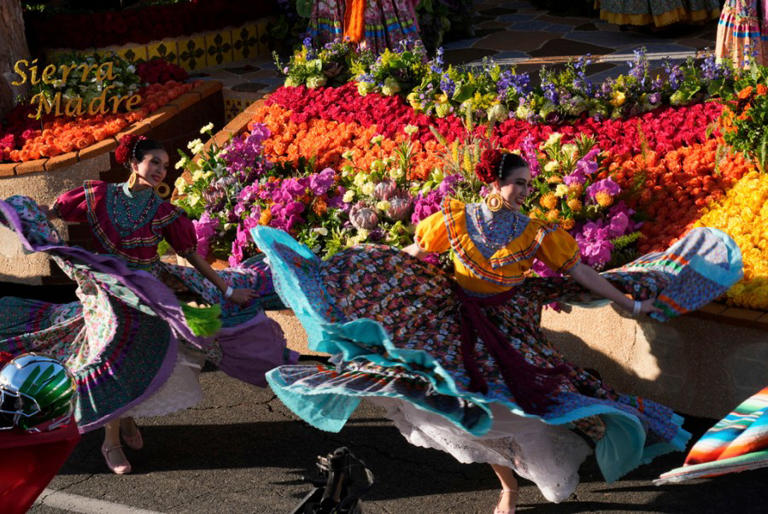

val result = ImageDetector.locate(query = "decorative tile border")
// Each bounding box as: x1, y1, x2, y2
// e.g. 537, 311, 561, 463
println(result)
46, 19, 273, 72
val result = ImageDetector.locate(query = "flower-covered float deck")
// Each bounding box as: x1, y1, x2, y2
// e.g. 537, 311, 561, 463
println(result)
170, 43, 768, 416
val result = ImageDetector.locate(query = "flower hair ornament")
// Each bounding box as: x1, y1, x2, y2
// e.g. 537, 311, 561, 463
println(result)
475, 147, 508, 212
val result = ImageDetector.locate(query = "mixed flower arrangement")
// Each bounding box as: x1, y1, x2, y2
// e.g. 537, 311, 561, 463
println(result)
174, 115, 643, 277
279, 42, 736, 125
169, 47, 768, 310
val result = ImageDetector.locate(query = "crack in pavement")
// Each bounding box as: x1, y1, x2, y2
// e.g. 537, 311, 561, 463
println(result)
43, 473, 97, 496
192, 402, 245, 411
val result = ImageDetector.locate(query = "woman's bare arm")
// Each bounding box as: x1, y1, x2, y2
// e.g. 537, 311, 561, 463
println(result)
567, 262, 660, 315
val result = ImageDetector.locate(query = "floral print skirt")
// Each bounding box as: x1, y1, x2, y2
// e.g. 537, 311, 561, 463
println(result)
0, 196, 296, 433
716, 0, 768, 68
252, 224, 742, 493
309, 0, 420, 54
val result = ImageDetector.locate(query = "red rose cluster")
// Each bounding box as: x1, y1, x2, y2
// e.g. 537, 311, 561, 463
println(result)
136, 58, 188, 85
475, 148, 503, 184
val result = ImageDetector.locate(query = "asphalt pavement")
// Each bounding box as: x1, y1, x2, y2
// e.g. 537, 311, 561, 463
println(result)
26, 359, 768, 514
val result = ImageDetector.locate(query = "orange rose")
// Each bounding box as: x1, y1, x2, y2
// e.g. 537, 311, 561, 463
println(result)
738, 86, 754, 100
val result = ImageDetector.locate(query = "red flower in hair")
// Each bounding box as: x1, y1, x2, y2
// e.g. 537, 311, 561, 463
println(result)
115, 134, 145, 164
475, 147, 503, 184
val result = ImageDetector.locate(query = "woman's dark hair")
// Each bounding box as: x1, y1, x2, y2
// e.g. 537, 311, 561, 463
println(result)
132, 138, 165, 163
498, 153, 530, 182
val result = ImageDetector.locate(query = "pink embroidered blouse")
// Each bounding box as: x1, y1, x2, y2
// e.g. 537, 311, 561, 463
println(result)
53, 180, 197, 269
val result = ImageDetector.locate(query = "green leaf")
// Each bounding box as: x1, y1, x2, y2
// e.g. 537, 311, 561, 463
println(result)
452, 82, 474, 103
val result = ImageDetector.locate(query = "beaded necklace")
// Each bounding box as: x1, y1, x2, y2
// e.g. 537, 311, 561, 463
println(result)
106, 183, 160, 237
466, 202, 528, 258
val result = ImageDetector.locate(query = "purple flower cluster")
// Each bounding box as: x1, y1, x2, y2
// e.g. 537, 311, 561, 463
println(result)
440, 74, 456, 97
572, 56, 593, 96
628, 49, 648, 87
563, 147, 600, 186
586, 177, 621, 201
193, 212, 219, 259
221, 125, 271, 180
520, 135, 541, 177
542, 81, 559, 105
573, 202, 638, 268
410, 173, 463, 225
662, 59, 684, 91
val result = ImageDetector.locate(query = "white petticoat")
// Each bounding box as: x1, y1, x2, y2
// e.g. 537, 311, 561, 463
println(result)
124, 344, 206, 418
369, 397, 592, 503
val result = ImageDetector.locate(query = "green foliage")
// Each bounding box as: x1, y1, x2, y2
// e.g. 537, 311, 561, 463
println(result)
181, 303, 222, 337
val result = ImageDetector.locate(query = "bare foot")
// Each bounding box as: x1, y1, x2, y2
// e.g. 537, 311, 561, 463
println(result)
493, 488, 517, 514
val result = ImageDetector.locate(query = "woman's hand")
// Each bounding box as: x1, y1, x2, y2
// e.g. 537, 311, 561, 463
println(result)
226, 288, 257, 305
637, 298, 662, 316
40, 204, 57, 219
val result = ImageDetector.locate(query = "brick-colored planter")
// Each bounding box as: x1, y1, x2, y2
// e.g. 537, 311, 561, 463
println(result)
0, 81, 224, 285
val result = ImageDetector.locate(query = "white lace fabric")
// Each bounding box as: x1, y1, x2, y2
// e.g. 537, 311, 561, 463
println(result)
124, 343, 206, 418
370, 397, 591, 503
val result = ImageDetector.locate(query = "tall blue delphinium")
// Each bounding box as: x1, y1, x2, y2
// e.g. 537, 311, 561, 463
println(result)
627, 48, 648, 88
662, 59, 684, 91
440, 73, 456, 97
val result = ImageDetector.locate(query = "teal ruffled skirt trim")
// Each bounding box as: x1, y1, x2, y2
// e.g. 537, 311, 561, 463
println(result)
254, 225, 741, 482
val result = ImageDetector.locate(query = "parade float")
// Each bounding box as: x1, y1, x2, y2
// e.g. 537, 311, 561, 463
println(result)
168, 42, 768, 417
2, 1, 768, 419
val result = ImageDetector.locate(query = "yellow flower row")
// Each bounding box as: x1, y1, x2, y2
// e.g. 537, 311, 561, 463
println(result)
695, 170, 768, 309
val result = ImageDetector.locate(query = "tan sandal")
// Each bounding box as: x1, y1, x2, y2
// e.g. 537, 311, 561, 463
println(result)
101, 444, 131, 475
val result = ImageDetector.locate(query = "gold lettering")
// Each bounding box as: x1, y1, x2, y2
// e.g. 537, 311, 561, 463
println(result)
64, 96, 85, 117
41, 64, 57, 84
11, 59, 28, 86
77, 63, 99, 83
29, 92, 63, 118
88, 85, 115, 115
59, 63, 78, 84
29, 59, 40, 86
124, 94, 142, 112
96, 62, 115, 82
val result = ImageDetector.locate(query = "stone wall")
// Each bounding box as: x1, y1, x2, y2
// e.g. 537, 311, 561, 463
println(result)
543, 305, 768, 419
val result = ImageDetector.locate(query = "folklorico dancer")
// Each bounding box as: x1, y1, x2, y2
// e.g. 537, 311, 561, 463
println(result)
0, 134, 297, 475
252, 149, 742, 513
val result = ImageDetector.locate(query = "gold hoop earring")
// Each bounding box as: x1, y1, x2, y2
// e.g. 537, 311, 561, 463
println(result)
127, 173, 138, 189
155, 182, 170, 198
485, 192, 504, 212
